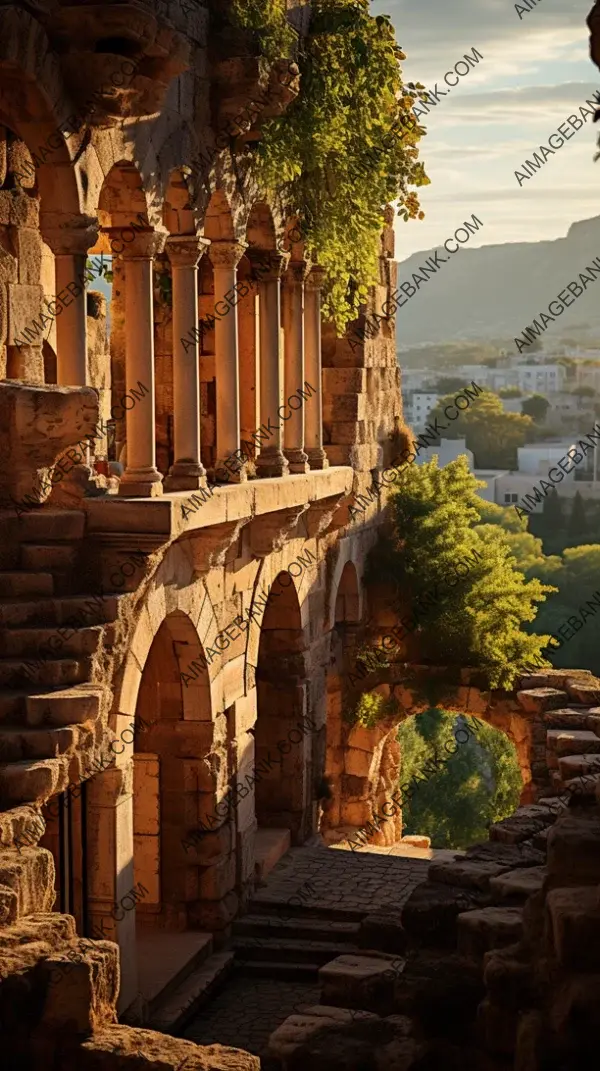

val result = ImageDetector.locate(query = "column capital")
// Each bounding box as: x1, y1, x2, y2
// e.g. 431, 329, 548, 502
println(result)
209, 240, 247, 270
248, 249, 290, 282
107, 228, 168, 260
166, 234, 211, 269
306, 265, 326, 292
283, 260, 310, 287
41, 215, 99, 256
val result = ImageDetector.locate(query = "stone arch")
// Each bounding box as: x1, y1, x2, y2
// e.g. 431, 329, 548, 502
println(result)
324, 667, 541, 850
0, 5, 83, 217
253, 567, 313, 844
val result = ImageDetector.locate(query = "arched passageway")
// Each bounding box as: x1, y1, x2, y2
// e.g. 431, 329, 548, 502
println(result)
254, 573, 311, 844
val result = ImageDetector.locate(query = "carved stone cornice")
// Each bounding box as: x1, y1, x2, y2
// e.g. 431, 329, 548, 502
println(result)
304, 493, 349, 538
247, 249, 290, 283
188, 519, 250, 575
249, 505, 310, 558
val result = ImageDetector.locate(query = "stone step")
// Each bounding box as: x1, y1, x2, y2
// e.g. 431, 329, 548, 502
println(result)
488, 804, 558, 845
546, 729, 600, 756
0, 656, 90, 689
236, 958, 322, 981
456, 906, 523, 964
489, 865, 546, 902
318, 951, 401, 1014
558, 753, 600, 779
401, 881, 490, 948
25, 685, 104, 727
543, 708, 592, 730
0, 625, 103, 659
0, 724, 80, 763
234, 936, 359, 967
0, 756, 70, 805
546, 886, 600, 970
558, 774, 600, 799
0, 572, 54, 597
148, 951, 235, 1035
20, 544, 78, 572
0, 594, 119, 628
0, 692, 27, 724
18, 510, 85, 542
247, 896, 364, 923
232, 913, 361, 943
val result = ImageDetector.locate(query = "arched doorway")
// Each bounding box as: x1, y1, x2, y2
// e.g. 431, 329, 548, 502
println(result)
129, 610, 217, 1014
254, 573, 311, 849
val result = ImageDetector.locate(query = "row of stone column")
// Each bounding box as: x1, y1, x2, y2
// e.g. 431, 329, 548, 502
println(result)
44, 223, 328, 496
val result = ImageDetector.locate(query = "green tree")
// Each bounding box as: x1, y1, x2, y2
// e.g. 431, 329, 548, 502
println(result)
399, 713, 522, 849
570, 385, 597, 398
568, 492, 588, 537
427, 392, 533, 468
433, 376, 468, 394
527, 544, 600, 676
368, 456, 554, 688
499, 386, 523, 398
521, 393, 550, 423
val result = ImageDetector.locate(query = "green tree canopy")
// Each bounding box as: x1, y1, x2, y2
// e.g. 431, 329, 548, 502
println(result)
568, 492, 588, 537
427, 392, 533, 469
398, 713, 522, 849
367, 456, 555, 688
521, 393, 550, 423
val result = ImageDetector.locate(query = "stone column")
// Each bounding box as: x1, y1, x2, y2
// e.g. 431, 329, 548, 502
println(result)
42, 217, 99, 386
253, 251, 289, 478
304, 266, 328, 470
164, 235, 210, 491
118, 230, 166, 497
210, 240, 247, 483
282, 262, 309, 473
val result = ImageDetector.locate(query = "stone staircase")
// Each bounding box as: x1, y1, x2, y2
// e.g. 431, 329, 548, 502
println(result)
0, 510, 123, 845
544, 706, 600, 798
231, 898, 363, 981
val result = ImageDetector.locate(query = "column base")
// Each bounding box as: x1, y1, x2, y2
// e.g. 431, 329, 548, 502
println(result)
164, 460, 207, 492
307, 448, 329, 470
118, 467, 164, 497
256, 448, 290, 479
213, 460, 248, 485
284, 447, 310, 474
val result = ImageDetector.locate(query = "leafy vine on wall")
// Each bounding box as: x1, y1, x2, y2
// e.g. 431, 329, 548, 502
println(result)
230, 0, 429, 329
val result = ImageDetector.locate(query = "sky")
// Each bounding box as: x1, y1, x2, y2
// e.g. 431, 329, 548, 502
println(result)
371, 0, 600, 261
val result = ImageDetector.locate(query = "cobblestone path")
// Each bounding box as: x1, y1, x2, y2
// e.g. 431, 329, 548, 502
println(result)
182, 842, 430, 1056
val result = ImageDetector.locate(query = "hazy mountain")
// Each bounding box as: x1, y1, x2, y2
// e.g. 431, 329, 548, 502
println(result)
395, 215, 600, 346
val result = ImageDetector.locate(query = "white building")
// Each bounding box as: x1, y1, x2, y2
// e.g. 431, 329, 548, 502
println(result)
403, 390, 439, 432
575, 364, 600, 392
516, 364, 565, 394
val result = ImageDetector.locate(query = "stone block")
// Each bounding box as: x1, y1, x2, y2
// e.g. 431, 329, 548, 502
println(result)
457, 906, 523, 964
401, 882, 490, 948
546, 885, 600, 969
200, 851, 236, 901
516, 688, 568, 714
0, 882, 18, 926
319, 952, 402, 1014
41, 938, 119, 1033
76, 1023, 260, 1069
358, 910, 407, 954
547, 812, 600, 885
0, 846, 55, 917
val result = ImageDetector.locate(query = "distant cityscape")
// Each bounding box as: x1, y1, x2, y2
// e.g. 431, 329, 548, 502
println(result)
400, 341, 600, 513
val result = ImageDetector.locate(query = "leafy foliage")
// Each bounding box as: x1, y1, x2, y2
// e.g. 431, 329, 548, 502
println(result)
231, 0, 295, 61
427, 391, 533, 468
398, 712, 522, 849
366, 456, 555, 688
349, 691, 399, 728
521, 393, 550, 423
238, 0, 429, 328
